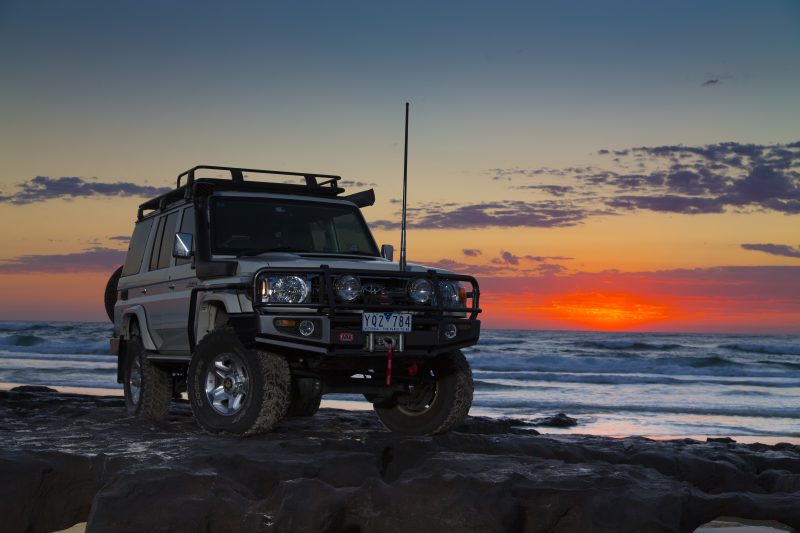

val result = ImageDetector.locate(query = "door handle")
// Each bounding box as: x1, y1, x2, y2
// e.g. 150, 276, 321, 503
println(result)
169, 284, 176, 290
140, 288, 147, 294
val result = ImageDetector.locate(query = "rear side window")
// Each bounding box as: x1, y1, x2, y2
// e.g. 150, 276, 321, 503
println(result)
149, 211, 179, 271
121, 218, 154, 277
148, 218, 166, 271
175, 207, 195, 266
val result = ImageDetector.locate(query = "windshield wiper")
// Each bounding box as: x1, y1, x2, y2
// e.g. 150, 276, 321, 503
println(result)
237, 247, 308, 257
338, 250, 379, 257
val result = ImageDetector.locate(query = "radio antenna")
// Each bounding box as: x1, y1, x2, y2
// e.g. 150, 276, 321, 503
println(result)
400, 102, 409, 271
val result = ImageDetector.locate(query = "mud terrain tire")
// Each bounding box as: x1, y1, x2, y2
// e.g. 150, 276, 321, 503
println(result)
287, 378, 322, 417
188, 328, 290, 435
374, 350, 473, 435
123, 324, 171, 419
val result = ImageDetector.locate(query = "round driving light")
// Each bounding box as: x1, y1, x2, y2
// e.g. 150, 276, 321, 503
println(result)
408, 278, 433, 304
439, 282, 456, 306
269, 276, 309, 303
335, 274, 361, 302
444, 323, 457, 340
298, 320, 315, 337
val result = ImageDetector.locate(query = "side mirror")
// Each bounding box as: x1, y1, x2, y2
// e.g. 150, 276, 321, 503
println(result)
173, 232, 194, 259
381, 244, 394, 261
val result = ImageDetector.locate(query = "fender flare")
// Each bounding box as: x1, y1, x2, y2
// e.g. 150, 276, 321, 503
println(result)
192, 292, 243, 347
121, 305, 158, 351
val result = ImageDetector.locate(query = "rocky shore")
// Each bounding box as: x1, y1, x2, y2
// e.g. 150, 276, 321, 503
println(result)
2, 387, 799, 532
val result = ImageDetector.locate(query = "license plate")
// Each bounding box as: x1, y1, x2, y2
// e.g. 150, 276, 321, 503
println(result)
362, 312, 412, 332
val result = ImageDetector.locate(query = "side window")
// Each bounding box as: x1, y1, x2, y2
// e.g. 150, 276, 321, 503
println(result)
175, 207, 195, 266
155, 212, 179, 270
121, 218, 154, 277
148, 217, 166, 271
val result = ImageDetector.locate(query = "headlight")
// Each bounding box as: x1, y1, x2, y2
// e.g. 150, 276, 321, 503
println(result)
335, 274, 361, 302
259, 275, 309, 304
408, 278, 433, 304
438, 281, 465, 308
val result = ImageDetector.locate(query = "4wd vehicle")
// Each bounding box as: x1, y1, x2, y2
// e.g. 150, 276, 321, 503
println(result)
106, 165, 481, 435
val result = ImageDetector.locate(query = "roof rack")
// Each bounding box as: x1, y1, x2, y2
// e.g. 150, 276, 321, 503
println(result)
176, 165, 343, 191
136, 165, 355, 220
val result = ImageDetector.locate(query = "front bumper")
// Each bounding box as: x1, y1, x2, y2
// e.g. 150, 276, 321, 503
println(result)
232, 266, 482, 357
245, 313, 481, 356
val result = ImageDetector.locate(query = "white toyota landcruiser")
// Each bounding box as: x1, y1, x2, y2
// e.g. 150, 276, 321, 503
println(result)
106, 165, 482, 435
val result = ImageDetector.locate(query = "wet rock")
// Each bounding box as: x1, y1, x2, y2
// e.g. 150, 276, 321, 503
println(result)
1, 389, 800, 532
707, 436, 736, 443
532, 412, 578, 427
10, 385, 58, 393
454, 415, 539, 435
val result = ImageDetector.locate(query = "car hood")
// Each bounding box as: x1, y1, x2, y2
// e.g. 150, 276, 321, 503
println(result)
235, 253, 454, 276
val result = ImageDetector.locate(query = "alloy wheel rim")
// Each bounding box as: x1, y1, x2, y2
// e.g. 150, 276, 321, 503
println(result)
396, 373, 439, 416
205, 352, 250, 416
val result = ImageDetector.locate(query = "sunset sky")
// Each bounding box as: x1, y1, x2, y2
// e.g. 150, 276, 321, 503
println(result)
1, 1, 798, 333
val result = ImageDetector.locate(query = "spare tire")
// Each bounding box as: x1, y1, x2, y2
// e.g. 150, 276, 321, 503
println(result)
104, 265, 123, 322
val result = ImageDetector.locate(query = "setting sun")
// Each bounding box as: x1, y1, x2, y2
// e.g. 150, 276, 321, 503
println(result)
537, 291, 676, 330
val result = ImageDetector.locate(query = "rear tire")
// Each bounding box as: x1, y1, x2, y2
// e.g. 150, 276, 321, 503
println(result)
188, 328, 290, 435
104, 266, 123, 323
123, 324, 171, 419
373, 350, 473, 435
287, 378, 322, 417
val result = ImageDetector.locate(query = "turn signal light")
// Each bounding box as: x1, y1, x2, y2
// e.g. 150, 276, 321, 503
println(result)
458, 287, 467, 304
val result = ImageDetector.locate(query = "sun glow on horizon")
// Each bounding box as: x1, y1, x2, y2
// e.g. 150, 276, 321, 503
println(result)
536, 291, 678, 330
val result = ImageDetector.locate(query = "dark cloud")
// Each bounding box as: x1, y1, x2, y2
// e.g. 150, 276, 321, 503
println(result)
420, 259, 508, 277
524, 255, 573, 262
701, 79, 720, 86
501, 250, 519, 265
492, 141, 800, 218
741, 243, 800, 259
498, 250, 519, 265
665, 170, 729, 195
530, 263, 567, 276
728, 165, 800, 205
421, 257, 570, 278
516, 185, 575, 196
462, 249, 482, 257
371, 200, 592, 230
0, 176, 171, 205
339, 179, 377, 188
0, 247, 125, 273
608, 195, 726, 214
109, 236, 130, 242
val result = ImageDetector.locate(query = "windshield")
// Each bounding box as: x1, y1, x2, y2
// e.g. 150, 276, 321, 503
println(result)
210, 196, 380, 257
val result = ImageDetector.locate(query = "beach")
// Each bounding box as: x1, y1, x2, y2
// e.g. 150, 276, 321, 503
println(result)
2, 322, 800, 531
2, 321, 799, 443
2, 386, 799, 532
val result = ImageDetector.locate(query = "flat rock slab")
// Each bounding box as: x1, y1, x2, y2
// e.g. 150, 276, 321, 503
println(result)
1, 390, 799, 532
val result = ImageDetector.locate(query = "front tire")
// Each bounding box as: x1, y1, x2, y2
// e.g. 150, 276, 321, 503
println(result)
188, 329, 290, 435
373, 350, 473, 435
123, 325, 171, 419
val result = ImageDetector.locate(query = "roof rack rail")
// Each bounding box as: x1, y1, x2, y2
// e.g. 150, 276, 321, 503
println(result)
176, 165, 343, 191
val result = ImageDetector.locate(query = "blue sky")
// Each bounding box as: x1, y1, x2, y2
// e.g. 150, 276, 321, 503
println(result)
1, 1, 799, 329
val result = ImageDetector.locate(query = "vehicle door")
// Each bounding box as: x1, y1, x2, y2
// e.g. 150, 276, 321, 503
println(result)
160, 206, 197, 352
133, 209, 182, 352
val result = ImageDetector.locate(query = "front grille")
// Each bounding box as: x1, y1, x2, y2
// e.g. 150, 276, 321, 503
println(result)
253, 267, 481, 320
350, 276, 413, 307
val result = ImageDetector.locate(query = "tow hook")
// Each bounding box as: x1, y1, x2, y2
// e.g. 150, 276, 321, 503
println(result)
384, 337, 394, 386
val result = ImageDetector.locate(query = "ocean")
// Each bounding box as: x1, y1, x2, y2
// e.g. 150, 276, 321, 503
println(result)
2, 321, 799, 441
